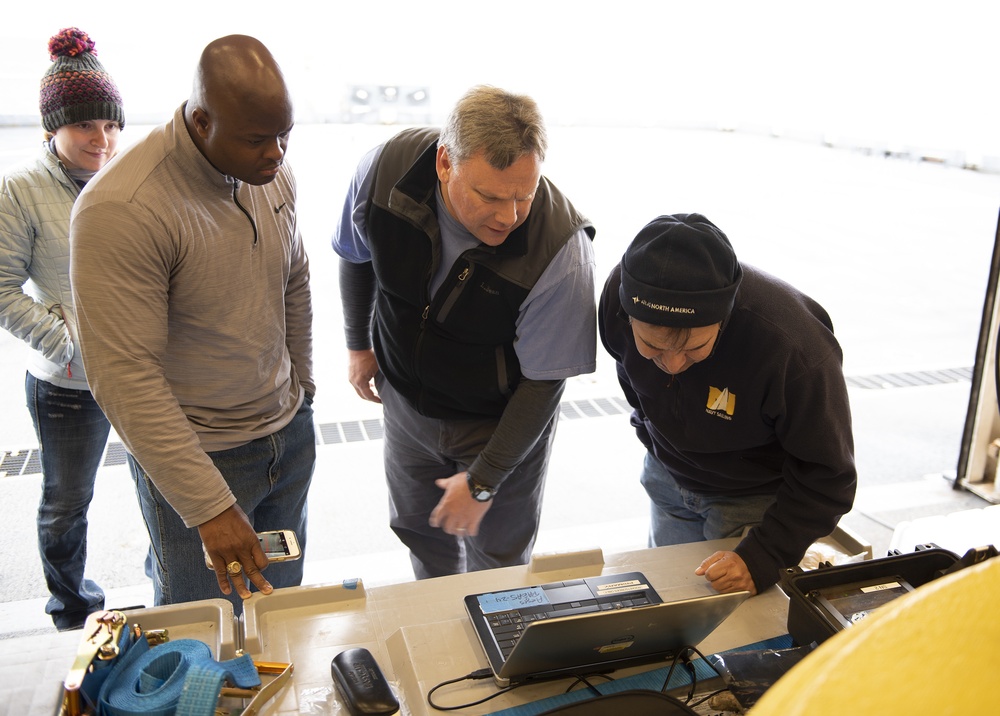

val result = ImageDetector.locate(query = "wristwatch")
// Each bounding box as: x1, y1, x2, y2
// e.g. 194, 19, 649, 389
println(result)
467, 473, 497, 502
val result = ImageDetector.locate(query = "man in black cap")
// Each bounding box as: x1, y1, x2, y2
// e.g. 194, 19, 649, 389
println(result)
599, 213, 857, 596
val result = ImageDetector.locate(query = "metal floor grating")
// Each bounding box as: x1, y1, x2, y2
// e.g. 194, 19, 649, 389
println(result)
0, 367, 974, 478
844, 366, 972, 390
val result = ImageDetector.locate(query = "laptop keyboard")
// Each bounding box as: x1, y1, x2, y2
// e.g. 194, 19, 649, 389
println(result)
488, 590, 654, 658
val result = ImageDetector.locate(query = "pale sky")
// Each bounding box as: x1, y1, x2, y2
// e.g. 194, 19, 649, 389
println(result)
3, 1, 999, 157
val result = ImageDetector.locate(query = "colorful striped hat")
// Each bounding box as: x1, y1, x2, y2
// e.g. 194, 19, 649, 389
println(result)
39, 27, 124, 132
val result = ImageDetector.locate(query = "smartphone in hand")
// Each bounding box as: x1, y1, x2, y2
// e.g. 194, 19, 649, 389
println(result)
257, 529, 301, 562
203, 529, 301, 569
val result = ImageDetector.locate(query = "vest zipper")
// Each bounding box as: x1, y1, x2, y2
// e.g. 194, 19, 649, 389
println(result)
414, 263, 470, 409
436, 264, 472, 323
413, 305, 431, 412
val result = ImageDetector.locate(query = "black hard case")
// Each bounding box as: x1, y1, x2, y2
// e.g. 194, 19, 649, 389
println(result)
778, 545, 965, 646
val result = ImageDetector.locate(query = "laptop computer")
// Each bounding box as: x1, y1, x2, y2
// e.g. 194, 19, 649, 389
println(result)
464, 571, 749, 687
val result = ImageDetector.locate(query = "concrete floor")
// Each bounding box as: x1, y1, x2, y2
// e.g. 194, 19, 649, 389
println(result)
2, 123, 999, 638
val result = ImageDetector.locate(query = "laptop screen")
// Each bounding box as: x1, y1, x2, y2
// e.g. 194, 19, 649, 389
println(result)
472, 573, 661, 615
465, 572, 748, 687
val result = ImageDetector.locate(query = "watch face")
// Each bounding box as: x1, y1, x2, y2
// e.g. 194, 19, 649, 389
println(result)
467, 473, 495, 501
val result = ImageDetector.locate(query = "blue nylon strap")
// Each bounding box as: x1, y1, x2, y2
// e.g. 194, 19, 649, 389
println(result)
97, 637, 260, 716
80, 623, 137, 711
486, 634, 795, 716
175, 657, 263, 716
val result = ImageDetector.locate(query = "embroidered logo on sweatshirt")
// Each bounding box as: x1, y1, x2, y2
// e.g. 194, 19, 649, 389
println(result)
706, 387, 735, 420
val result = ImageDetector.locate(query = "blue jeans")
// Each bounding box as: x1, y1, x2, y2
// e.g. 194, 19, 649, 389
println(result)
128, 399, 315, 615
640, 451, 777, 547
26, 372, 111, 630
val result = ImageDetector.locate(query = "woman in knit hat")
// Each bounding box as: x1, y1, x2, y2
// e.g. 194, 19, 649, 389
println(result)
0, 27, 125, 630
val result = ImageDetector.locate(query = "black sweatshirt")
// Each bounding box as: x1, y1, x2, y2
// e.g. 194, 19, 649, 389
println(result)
599, 263, 857, 592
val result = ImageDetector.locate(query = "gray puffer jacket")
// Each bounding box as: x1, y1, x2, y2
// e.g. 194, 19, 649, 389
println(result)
0, 142, 87, 390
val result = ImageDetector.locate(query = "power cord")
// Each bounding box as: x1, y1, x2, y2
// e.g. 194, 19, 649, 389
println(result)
428, 646, 729, 713
660, 645, 728, 709
563, 673, 614, 697
427, 668, 615, 711
426, 668, 522, 711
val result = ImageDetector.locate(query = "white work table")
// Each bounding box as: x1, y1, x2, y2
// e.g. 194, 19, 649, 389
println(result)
0, 539, 790, 716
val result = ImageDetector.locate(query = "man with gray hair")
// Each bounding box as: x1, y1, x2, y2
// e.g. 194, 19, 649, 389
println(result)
333, 85, 596, 578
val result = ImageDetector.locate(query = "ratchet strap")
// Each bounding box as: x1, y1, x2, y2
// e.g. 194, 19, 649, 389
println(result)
98, 637, 260, 716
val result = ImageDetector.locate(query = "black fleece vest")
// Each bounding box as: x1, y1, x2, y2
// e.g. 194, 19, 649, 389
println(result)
366, 127, 594, 419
